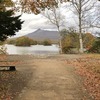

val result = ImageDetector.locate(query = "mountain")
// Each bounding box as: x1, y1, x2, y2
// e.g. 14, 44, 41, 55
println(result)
25, 29, 60, 43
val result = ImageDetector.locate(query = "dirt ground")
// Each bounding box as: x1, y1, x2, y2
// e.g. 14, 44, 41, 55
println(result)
0, 54, 93, 100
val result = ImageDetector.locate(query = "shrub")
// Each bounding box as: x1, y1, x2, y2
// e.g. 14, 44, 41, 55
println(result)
15, 36, 37, 46
41, 40, 52, 46
83, 33, 95, 49
6, 39, 16, 44
62, 46, 72, 54
30, 40, 37, 45
88, 38, 100, 53
61, 33, 79, 53
0, 41, 5, 45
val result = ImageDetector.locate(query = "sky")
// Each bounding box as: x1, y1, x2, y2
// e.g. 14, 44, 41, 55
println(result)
14, 13, 75, 37
12, 1, 77, 37
12, 1, 100, 37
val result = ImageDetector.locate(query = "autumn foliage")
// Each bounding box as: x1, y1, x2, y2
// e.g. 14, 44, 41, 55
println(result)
17, 0, 69, 14
65, 54, 100, 100
15, 36, 37, 46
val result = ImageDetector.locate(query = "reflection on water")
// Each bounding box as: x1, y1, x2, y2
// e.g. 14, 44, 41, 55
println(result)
5, 44, 59, 55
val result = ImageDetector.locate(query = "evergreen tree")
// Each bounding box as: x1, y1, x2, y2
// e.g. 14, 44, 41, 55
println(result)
0, 0, 23, 41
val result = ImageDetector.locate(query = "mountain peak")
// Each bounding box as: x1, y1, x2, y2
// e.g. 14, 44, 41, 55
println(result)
25, 29, 60, 43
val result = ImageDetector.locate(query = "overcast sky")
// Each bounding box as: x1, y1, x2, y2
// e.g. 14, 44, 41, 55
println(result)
12, 2, 77, 37
15, 17, 74, 37
12, 1, 100, 37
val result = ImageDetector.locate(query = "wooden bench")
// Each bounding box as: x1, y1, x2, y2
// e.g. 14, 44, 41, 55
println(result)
0, 61, 16, 71
0, 66, 16, 71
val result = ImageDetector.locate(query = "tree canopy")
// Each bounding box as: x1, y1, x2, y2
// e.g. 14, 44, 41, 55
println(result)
0, 0, 24, 41
0, 0, 14, 11
15, 0, 69, 14
61, 28, 96, 53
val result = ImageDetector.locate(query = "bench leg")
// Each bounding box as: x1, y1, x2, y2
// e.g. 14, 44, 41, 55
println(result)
9, 66, 16, 71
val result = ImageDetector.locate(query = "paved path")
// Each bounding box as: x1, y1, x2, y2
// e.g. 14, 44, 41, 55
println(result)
15, 55, 92, 100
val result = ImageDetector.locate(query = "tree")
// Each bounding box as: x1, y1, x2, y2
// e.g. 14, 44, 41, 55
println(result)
61, 28, 96, 53
67, 0, 97, 53
88, 37, 100, 53
41, 39, 52, 46
15, 36, 37, 46
17, 0, 99, 53
17, 0, 69, 53
0, 0, 24, 41
62, 34, 72, 53
83, 33, 95, 50
16, 0, 69, 14
0, 0, 14, 11
90, 1, 100, 29
42, 6, 65, 53
0, 10, 23, 41
61, 28, 79, 53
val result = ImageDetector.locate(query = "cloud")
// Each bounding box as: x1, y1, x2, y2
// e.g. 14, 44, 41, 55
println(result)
14, 13, 57, 37
14, 2, 77, 37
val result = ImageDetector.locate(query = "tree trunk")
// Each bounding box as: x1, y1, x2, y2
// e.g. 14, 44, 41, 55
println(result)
79, 34, 84, 53
59, 36, 62, 54
58, 26, 62, 54
79, 0, 84, 53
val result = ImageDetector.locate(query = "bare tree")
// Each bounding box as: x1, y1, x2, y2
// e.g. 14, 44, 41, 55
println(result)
16, 0, 68, 53
67, 0, 97, 53
90, 2, 100, 29
15, 0, 99, 53
42, 7, 66, 53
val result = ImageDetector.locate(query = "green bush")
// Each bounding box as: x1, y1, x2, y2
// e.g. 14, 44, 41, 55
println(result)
0, 41, 5, 45
61, 28, 96, 54
62, 46, 72, 54
61, 33, 79, 53
15, 36, 37, 46
88, 39, 100, 53
83, 33, 95, 49
41, 40, 52, 46
6, 39, 16, 44
30, 40, 37, 45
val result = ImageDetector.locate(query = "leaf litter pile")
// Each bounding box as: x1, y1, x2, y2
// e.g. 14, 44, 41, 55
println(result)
65, 54, 100, 100
0, 55, 33, 100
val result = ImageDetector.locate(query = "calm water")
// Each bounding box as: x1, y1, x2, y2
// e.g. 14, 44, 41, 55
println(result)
5, 44, 59, 55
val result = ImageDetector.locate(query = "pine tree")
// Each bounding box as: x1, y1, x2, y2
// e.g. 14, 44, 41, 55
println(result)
0, 0, 23, 41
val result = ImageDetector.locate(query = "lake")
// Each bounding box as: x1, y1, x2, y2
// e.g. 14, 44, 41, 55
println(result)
5, 44, 60, 55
